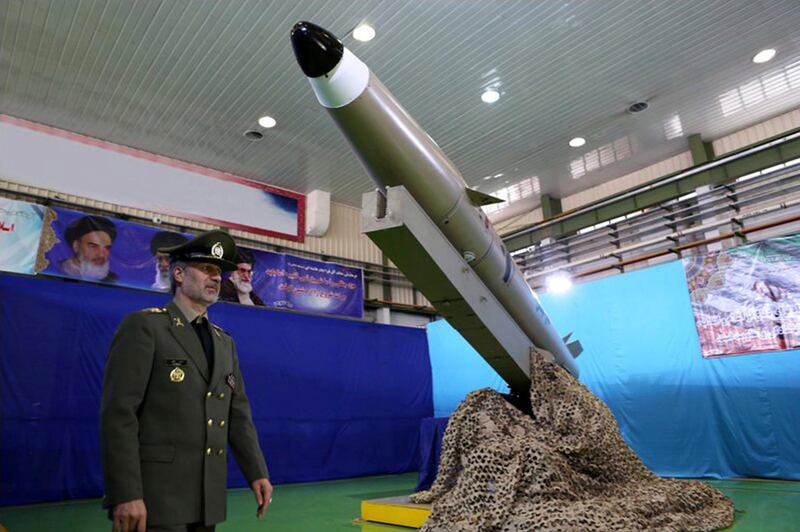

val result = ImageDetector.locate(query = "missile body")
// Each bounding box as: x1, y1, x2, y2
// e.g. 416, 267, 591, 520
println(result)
291, 22, 579, 378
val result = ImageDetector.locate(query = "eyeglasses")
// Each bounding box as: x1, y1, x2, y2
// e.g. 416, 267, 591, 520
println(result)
236, 266, 253, 275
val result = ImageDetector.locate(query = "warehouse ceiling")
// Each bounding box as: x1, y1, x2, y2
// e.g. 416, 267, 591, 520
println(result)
2, 0, 800, 210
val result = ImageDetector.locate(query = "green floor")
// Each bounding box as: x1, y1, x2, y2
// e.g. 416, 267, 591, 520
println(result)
1, 474, 798, 531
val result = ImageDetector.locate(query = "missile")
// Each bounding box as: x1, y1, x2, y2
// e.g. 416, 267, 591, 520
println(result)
290, 22, 579, 378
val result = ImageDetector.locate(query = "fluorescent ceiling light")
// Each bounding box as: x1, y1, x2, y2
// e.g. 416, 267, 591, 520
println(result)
353, 24, 376, 42
258, 116, 277, 128
663, 114, 683, 140
752, 49, 776, 64
481, 89, 500, 103
569, 137, 586, 148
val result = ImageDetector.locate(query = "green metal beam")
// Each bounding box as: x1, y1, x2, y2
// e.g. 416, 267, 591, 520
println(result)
540, 193, 562, 219
688, 133, 715, 164
504, 127, 800, 252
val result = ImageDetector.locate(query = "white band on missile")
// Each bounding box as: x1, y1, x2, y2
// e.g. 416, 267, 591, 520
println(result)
308, 48, 369, 109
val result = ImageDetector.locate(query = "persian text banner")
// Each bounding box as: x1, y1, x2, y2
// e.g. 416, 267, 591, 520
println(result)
250, 249, 364, 319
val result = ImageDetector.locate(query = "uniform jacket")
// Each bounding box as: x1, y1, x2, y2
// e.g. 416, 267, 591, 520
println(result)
100, 301, 268, 526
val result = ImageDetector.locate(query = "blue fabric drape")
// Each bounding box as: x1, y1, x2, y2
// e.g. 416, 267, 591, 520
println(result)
540, 260, 800, 479
428, 260, 800, 480
414, 417, 449, 492
427, 320, 508, 417
0, 274, 432, 505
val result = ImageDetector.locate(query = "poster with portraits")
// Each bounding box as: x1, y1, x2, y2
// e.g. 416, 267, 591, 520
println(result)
34, 206, 364, 319
39, 207, 189, 291
683, 233, 800, 357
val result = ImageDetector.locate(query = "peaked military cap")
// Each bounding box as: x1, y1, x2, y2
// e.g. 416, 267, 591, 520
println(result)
65, 215, 117, 244
149, 231, 189, 255
158, 229, 238, 271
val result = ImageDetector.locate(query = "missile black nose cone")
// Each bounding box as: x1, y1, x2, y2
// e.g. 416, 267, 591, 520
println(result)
291, 21, 344, 78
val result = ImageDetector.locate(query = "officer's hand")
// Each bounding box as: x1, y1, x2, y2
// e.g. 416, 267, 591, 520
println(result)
251, 478, 273, 518
112, 498, 147, 532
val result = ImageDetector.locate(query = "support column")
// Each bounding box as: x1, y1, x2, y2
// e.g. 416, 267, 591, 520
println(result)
695, 185, 724, 253
688, 133, 715, 165
688, 136, 726, 253
382, 253, 393, 302
540, 194, 562, 220
375, 306, 391, 324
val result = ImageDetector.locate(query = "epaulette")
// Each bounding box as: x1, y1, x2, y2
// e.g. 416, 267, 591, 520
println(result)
142, 307, 167, 314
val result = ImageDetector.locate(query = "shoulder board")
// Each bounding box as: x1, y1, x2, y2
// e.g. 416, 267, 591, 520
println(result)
142, 307, 167, 314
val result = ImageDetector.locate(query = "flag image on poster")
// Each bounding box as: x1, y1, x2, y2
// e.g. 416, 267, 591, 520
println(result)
683, 234, 800, 357
0, 197, 45, 274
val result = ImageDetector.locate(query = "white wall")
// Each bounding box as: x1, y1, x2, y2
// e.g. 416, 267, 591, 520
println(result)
0, 116, 301, 239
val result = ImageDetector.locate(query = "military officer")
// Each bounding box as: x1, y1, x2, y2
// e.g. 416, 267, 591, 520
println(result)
100, 230, 272, 532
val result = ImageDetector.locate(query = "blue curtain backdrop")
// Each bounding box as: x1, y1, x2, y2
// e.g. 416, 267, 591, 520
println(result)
428, 260, 800, 480
427, 319, 508, 417
0, 273, 432, 506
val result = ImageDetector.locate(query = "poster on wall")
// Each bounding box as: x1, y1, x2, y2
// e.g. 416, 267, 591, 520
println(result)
683, 234, 800, 357
234, 249, 364, 319
37, 206, 364, 319
39, 206, 191, 290
0, 197, 46, 274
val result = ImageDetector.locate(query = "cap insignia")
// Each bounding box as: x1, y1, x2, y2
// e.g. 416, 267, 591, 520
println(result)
211, 242, 224, 259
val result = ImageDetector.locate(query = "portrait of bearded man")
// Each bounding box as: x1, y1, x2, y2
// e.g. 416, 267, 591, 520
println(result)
219, 248, 265, 306
149, 230, 189, 292
58, 215, 119, 283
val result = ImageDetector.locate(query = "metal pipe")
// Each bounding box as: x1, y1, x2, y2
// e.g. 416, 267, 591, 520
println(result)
504, 131, 800, 242
531, 211, 800, 288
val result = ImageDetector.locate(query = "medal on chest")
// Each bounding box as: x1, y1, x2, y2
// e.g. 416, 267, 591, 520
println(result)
170, 367, 185, 382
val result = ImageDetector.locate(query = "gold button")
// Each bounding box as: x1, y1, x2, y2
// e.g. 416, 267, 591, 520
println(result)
206, 392, 212, 398
218, 393, 225, 400
217, 448, 224, 456
207, 418, 213, 426
219, 420, 226, 427
206, 447, 212, 455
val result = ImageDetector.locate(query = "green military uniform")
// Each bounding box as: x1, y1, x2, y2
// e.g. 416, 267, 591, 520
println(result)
100, 231, 268, 527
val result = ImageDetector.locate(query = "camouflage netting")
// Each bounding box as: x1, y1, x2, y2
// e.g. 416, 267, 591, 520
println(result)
410, 352, 735, 531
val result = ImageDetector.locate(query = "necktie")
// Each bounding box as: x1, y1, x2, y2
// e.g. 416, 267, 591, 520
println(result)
192, 317, 214, 376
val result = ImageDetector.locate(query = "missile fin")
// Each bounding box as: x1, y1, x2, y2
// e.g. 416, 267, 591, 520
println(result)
465, 188, 504, 207
566, 339, 583, 358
